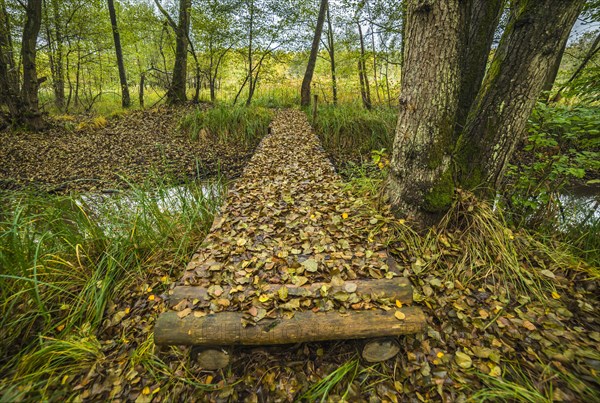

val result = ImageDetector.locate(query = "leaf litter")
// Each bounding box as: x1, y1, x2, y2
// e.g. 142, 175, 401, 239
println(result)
0, 105, 251, 193
2, 109, 599, 402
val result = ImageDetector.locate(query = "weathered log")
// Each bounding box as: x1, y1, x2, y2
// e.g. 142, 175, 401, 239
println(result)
154, 307, 425, 346
168, 277, 413, 308
362, 338, 400, 363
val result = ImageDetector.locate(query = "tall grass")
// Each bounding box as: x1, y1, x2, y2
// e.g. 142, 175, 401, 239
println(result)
0, 175, 224, 398
179, 104, 272, 148
308, 104, 397, 163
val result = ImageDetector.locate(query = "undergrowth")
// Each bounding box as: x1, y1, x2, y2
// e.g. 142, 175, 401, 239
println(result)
179, 104, 272, 148
0, 175, 224, 400
308, 104, 396, 165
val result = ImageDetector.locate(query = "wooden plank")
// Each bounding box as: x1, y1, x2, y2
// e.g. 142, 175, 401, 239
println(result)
168, 277, 413, 308
154, 306, 426, 346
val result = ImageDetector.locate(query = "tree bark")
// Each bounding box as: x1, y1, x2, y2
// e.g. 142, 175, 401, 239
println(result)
20, 0, 44, 130
300, 0, 328, 107
168, 277, 413, 308
456, 0, 584, 194
388, 0, 463, 224
0, 0, 19, 116
154, 307, 425, 346
166, 0, 190, 105
325, 3, 337, 105
245, 0, 254, 106
357, 22, 371, 110
107, 0, 130, 108
455, 0, 504, 137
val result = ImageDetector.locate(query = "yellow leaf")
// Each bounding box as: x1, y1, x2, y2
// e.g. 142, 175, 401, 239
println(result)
56, 324, 65, 332
152, 387, 160, 395
552, 291, 561, 300
148, 294, 155, 301
61, 375, 69, 385
142, 386, 151, 395
395, 300, 403, 308
342, 213, 349, 219
237, 238, 247, 246
394, 311, 406, 320
205, 375, 213, 384
436, 351, 444, 358
125, 307, 130, 314
258, 294, 270, 303
398, 219, 406, 225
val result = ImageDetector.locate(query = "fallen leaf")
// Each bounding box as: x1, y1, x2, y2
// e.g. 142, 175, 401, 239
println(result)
301, 259, 318, 272
455, 351, 472, 369
394, 311, 406, 320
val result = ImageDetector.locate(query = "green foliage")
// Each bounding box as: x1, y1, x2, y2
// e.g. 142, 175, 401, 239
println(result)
505, 103, 599, 227
309, 104, 397, 163
300, 358, 360, 402
0, 175, 223, 395
179, 105, 272, 148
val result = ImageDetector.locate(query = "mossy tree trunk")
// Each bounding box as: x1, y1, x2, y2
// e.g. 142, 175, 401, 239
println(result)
455, 0, 505, 137
388, 0, 463, 225
455, 0, 584, 195
300, 0, 327, 107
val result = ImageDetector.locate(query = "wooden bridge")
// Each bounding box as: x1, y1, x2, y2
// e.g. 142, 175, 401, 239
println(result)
154, 109, 425, 367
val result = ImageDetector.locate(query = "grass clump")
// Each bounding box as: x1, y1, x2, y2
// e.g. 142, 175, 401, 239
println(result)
179, 104, 272, 148
0, 175, 224, 399
308, 104, 397, 164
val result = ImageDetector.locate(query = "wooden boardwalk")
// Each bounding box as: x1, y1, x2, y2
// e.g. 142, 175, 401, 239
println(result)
155, 109, 424, 351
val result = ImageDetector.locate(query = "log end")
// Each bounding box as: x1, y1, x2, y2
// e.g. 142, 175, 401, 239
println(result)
193, 347, 231, 370
362, 338, 400, 363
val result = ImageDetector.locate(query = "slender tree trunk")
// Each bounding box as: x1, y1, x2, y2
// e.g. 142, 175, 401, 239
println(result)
456, 0, 584, 194
541, 38, 567, 98
20, 0, 44, 130
245, 0, 254, 106
139, 72, 144, 107
551, 31, 600, 102
357, 22, 371, 109
455, 0, 504, 136
107, 0, 130, 107
325, 3, 337, 105
166, 0, 190, 104
51, 0, 64, 109
388, 0, 463, 224
300, 0, 328, 107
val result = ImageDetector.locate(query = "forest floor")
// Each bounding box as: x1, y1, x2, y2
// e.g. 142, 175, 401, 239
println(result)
0, 105, 252, 193
0, 107, 599, 401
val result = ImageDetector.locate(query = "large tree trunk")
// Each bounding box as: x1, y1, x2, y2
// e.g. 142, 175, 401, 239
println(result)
325, 3, 337, 105
107, 0, 130, 108
455, 0, 504, 136
388, 0, 463, 224
166, 0, 190, 105
456, 0, 584, 194
300, 0, 327, 107
19, 0, 44, 130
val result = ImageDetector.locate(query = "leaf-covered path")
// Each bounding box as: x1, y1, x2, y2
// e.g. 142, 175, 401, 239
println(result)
166, 108, 416, 326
